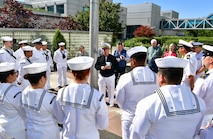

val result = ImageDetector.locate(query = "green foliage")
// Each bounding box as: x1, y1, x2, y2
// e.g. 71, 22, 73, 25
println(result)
123, 36, 213, 48
184, 30, 213, 37
75, 0, 123, 33
52, 29, 66, 53
75, 9, 90, 31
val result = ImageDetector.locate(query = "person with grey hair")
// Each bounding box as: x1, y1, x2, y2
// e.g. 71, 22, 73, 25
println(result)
75, 45, 89, 57
147, 39, 163, 73
95, 43, 118, 107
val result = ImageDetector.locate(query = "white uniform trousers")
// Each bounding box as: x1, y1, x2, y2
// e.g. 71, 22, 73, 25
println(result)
121, 111, 134, 139
98, 74, 115, 106
57, 63, 67, 87
44, 67, 51, 89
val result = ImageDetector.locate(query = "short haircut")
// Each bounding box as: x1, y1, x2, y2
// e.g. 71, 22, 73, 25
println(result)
79, 45, 84, 49
24, 71, 46, 85
72, 69, 90, 81
151, 39, 157, 44
131, 52, 147, 63
158, 68, 183, 84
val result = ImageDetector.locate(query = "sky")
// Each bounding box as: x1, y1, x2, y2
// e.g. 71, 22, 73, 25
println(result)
113, 0, 213, 19
17, 0, 212, 19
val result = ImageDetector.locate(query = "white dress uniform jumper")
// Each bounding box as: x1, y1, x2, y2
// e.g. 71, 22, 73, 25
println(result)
53, 47, 68, 87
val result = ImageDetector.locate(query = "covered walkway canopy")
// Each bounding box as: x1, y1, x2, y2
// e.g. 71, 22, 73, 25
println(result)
160, 13, 213, 30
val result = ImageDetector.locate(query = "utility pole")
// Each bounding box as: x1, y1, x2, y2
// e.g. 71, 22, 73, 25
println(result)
89, 0, 99, 88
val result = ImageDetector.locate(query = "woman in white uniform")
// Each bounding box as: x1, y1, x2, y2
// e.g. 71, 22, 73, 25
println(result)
130, 56, 206, 139
21, 63, 64, 139
0, 62, 26, 139
17, 46, 33, 90
56, 56, 109, 139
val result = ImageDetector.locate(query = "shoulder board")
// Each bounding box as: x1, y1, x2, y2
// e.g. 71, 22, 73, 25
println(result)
200, 73, 210, 79
186, 55, 190, 59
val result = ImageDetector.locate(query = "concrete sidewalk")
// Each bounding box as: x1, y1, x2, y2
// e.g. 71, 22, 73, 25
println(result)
50, 71, 122, 139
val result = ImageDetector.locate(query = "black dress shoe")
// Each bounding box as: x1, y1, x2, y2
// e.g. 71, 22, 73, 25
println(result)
49, 88, 57, 92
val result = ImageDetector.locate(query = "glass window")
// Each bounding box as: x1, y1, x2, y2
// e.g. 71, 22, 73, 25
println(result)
47, 6, 54, 13
57, 4, 64, 14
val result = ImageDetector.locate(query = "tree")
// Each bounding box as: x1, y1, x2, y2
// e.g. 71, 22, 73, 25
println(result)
56, 16, 82, 30
52, 29, 66, 53
0, 0, 40, 28
75, 0, 123, 33
133, 25, 155, 38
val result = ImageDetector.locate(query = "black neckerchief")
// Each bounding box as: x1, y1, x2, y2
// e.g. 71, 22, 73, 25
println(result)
3, 48, 16, 59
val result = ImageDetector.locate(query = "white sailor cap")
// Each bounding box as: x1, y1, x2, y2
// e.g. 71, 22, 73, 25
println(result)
32, 38, 42, 44
67, 56, 94, 71
203, 45, 213, 56
100, 43, 111, 49
22, 46, 33, 51
155, 56, 188, 68
127, 46, 147, 58
18, 40, 28, 45
192, 42, 203, 46
178, 39, 193, 48
42, 41, 47, 45
0, 62, 15, 72
58, 42, 65, 46
1, 36, 13, 42
23, 63, 47, 74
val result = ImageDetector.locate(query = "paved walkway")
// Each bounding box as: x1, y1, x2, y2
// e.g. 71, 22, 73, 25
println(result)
50, 71, 122, 139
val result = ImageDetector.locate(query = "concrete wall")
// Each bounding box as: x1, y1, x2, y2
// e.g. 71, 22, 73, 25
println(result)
126, 3, 161, 36
0, 28, 113, 58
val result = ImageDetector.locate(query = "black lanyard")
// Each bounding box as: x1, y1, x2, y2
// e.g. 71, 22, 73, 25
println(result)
3, 48, 16, 59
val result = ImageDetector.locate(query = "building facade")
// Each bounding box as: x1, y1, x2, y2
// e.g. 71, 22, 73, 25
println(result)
24, 0, 113, 17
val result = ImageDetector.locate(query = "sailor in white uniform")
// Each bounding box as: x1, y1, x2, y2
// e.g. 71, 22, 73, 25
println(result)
193, 45, 213, 129
21, 63, 64, 139
178, 39, 197, 90
30, 38, 46, 63
53, 42, 68, 88
56, 56, 108, 139
14, 40, 28, 62
130, 56, 206, 139
116, 46, 159, 139
192, 42, 205, 81
17, 46, 33, 90
42, 41, 54, 90
0, 62, 26, 139
0, 36, 19, 71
